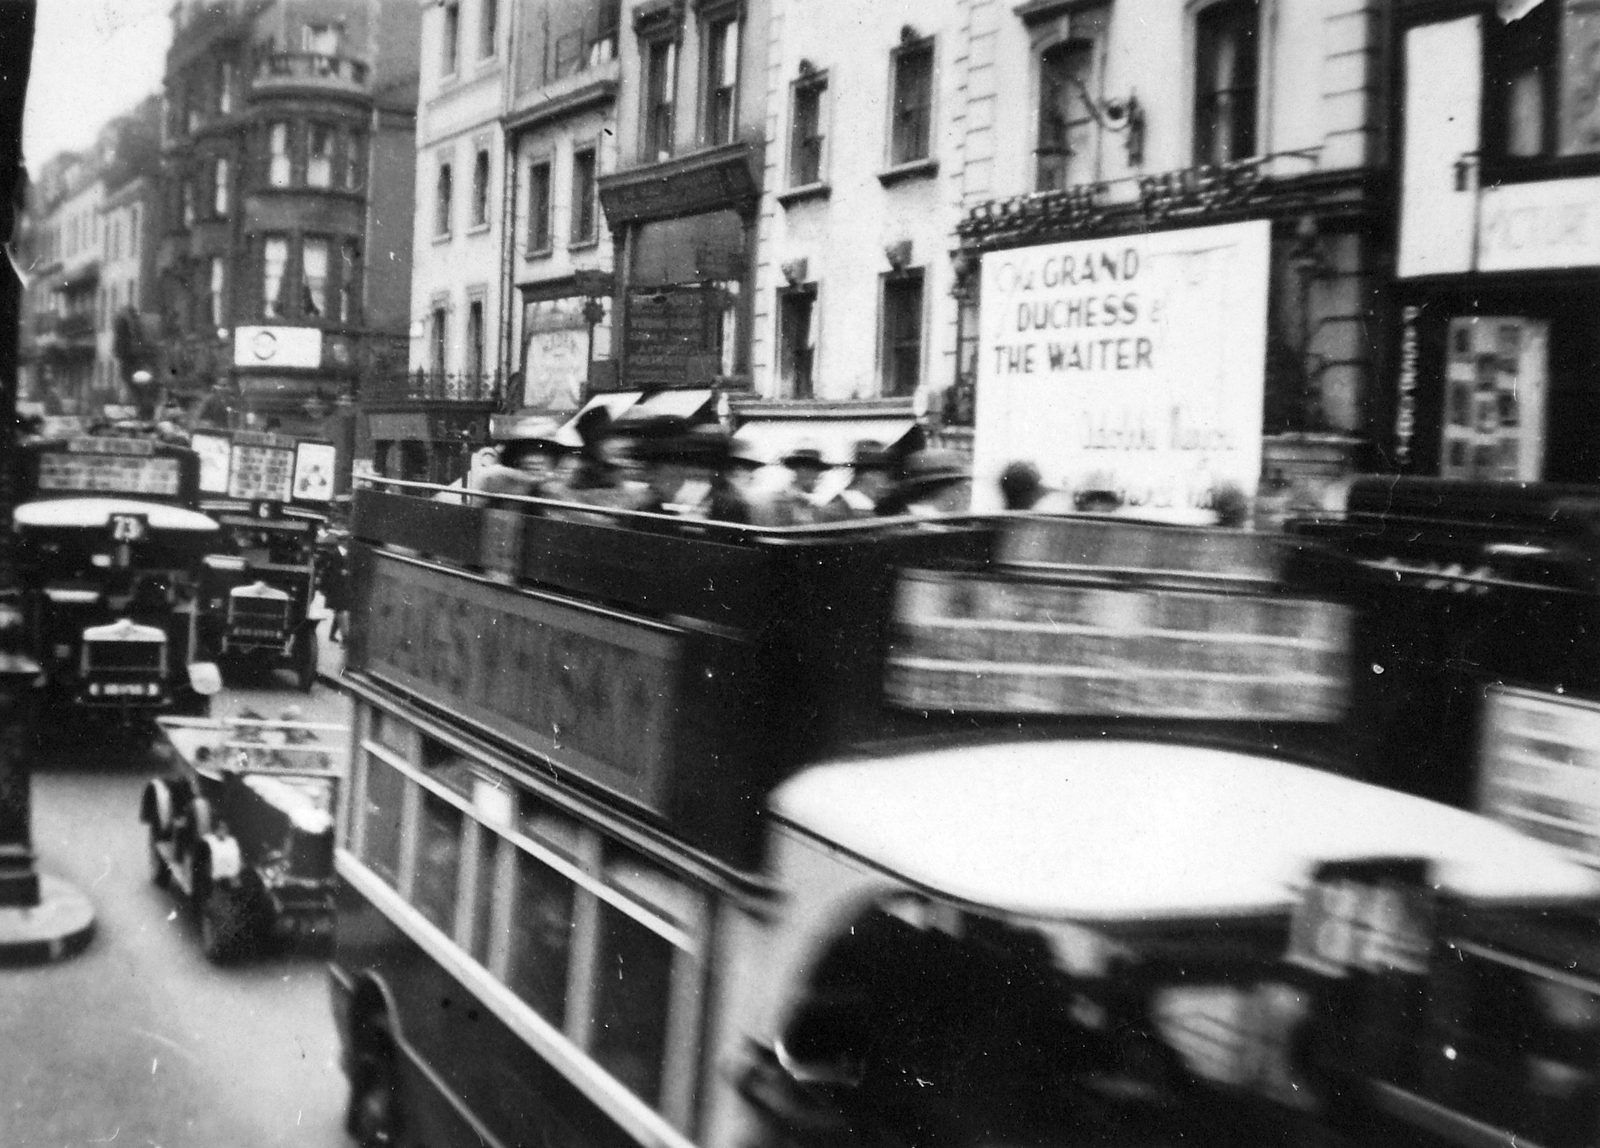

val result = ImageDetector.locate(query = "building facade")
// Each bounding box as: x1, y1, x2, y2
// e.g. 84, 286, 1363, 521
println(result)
156, 0, 419, 476
374, 0, 507, 483
741, 0, 969, 458
1391, 0, 1600, 484
949, 0, 1389, 509
504, 0, 621, 422
594, 0, 771, 419
32, 172, 106, 416
101, 177, 162, 413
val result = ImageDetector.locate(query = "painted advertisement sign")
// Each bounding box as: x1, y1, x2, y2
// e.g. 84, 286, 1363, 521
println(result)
972, 220, 1270, 514
362, 555, 680, 812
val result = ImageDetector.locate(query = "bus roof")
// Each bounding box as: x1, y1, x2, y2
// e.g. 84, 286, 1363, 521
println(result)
770, 740, 1600, 922
14, 498, 218, 533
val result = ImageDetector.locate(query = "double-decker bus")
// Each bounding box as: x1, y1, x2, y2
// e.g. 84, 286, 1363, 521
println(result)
327, 483, 1600, 1148
12, 430, 222, 721
188, 428, 337, 690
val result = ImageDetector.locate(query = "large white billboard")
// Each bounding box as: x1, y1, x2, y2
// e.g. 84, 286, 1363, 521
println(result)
972, 220, 1271, 515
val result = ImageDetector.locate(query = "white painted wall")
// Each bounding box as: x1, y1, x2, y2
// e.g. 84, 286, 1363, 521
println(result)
409, 0, 510, 376
755, 0, 965, 401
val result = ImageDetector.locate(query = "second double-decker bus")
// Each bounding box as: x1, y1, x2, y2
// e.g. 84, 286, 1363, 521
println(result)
12, 429, 223, 722
327, 484, 1600, 1148
189, 428, 338, 690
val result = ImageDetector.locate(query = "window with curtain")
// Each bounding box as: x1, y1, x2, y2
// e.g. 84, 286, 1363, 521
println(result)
480, 0, 498, 59
1036, 40, 1095, 191
308, 124, 333, 188
213, 157, 230, 216
1193, 0, 1259, 166
527, 160, 552, 254
340, 241, 360, 324
789, 74, 826, 186
889, 38, 934, 165
302, 238, 329, 317
436, 161, 454, 236
881, 270, 924, 397
443, 2, 461, 75
570, 146, 597, 243
431, 305, 448, 377
263, 237, 287, 319
466, 298, 485, 378
471, 148, 490, 227
643, 38, 677, 162
704, 17, 739, 145
269, 122, 292, 186
210, 257, 225, 327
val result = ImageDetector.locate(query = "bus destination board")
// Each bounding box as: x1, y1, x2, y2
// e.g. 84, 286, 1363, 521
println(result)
38, 453, 181, 496
228, 444, 295, 502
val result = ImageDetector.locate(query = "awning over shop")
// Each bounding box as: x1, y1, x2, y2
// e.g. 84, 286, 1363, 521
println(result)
731, 416, 921, 466
615, 388, 718, 423
556, 391, 644, 442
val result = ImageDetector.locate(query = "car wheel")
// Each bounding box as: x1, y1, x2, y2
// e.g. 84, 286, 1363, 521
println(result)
347, 1039, 401, 1148
199, 884, 251, 964
148, 829, 170, 889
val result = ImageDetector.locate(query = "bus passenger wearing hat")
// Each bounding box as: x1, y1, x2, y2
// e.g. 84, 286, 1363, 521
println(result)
472, 417, 569, 509
774, 443, 830, 525
879, 449, 971, 517
640, 425, 752, 523
817, 441, 896, 521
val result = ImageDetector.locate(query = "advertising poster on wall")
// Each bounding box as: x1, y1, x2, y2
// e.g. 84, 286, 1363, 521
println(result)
971, 220, 1270, 515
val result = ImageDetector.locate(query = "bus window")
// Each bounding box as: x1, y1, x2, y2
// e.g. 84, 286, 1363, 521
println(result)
591, 903, 675, 1107
359, 752, 406, 887
413, 792, 464, 935
421, 735, 480, 799
604, 842, 699, 933
756, 900, 1196, 1148
506, 848, 576, 1026
518, 789, 581, 859
368, 708, 413, 759
466, 829, 499, 967
1425, 949, 1600, 1148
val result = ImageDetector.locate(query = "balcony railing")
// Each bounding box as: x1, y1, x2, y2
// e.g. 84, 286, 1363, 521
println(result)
252, 52, 369, 93
365, 370, 503, 404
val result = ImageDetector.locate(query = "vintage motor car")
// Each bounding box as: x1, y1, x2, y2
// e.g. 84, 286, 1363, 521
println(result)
141, 711, 347, 962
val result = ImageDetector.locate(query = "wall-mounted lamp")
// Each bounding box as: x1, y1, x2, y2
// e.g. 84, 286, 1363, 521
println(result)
1064, 77, 1146, 168
884, 241, 912, 271
900, 24, 923, 44
1454, 151, 1480, 193
781, 258, 809, 286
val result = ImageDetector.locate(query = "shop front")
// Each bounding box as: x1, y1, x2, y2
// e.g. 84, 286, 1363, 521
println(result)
1393, 7, 1600, 484
597, 141, 760, 394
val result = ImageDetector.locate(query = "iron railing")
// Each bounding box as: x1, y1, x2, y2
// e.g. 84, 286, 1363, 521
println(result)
253, 52, 370, 89
364, 370, 502, 404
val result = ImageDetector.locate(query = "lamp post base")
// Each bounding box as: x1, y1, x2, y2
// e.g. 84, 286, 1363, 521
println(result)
0, 842, 38, 905
0, 871, 95, 966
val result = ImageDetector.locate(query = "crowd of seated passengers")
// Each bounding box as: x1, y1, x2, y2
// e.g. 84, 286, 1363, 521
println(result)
457, 407, 974, 527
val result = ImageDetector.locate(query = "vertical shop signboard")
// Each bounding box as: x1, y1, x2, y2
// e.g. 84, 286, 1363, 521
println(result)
972, 220, 1270, 514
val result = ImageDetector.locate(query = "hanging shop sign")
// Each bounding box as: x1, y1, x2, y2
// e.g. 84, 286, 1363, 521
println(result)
234, 326, 324, 370
971, 219, 1270, 514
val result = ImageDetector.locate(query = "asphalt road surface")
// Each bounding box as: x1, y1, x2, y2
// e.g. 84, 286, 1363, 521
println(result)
0, 673, 355, 1148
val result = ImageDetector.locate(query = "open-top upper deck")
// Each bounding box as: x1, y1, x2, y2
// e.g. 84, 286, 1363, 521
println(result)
343, 481, 1365, 870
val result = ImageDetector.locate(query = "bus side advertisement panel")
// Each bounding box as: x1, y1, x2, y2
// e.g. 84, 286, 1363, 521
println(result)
357, 552, 680, 813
